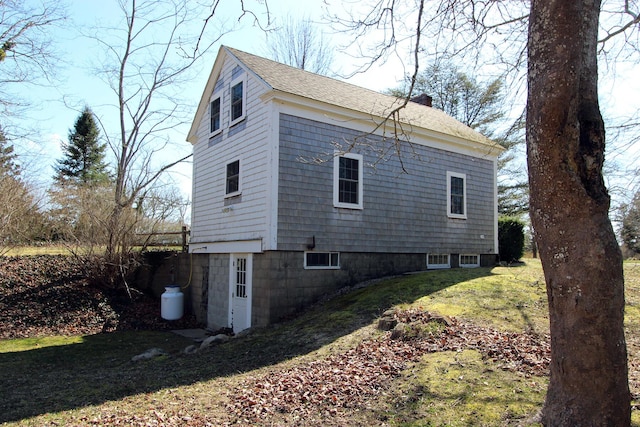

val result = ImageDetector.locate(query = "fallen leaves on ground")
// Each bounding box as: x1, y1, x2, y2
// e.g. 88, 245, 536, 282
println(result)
228, 308, 551, 422
0, 255, 198, 340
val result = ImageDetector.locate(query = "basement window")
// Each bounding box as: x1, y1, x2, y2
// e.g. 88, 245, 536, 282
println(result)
304, 251, 340, 269
427, 253, 450, 269
459, 254, 480, 268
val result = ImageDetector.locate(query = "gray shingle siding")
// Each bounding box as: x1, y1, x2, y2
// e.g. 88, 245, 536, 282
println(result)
277, 113, 496, 254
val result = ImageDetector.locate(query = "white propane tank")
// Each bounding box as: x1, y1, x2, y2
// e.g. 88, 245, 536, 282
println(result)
161, 285, 184, 320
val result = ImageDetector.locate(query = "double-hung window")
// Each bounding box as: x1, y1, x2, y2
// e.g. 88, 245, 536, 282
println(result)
210, 92, 222, 136
333, 153, 363, 209
225, 159, 241, 197
229, 75, 246, 126
447, 171, 467, 219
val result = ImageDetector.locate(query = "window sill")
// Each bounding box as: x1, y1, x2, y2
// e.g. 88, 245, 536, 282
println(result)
229, 115, 246, 128
447, 214, 467, 220
333, 203, 363, 210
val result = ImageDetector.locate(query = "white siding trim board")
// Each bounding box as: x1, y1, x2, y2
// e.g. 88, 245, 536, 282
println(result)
264, 103, 281, 251
188, 239, 263, 254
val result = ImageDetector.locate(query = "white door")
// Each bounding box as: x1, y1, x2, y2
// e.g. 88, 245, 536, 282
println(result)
229, 254, 252, 333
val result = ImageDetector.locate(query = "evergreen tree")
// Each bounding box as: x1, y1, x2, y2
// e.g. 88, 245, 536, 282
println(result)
0, 126, 20, 177
388, 62, 505, 133
55, 107, 110, 185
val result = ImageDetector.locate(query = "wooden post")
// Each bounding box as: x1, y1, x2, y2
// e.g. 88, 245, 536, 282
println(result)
181, 225, 188, 252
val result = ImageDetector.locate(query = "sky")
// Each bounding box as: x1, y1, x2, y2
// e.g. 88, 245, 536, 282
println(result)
9, 0, 640, 221
12, 0, 412, 207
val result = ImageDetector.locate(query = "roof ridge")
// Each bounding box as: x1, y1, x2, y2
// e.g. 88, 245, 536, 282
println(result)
219, 45, 498, 150
224, 45, 399, 99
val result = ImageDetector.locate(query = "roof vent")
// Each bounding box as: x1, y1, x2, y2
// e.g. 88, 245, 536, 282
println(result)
410, 94, 433, 107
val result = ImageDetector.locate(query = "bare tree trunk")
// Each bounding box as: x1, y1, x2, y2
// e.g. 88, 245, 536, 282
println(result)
527, 0, 630, 424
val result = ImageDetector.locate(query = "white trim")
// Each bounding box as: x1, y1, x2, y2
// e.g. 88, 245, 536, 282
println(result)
229, 74, 247, 127
459, 254, 480, 268
209, 91, 223, 137
447, 171, 467, 219
189, 239, 262, 254
264, 103, 280, 251
427, 253, 451, 269
224, 158, 242, 198
228, 253, 252, 332
333, 152, 364, 210
493, 158, 499, 255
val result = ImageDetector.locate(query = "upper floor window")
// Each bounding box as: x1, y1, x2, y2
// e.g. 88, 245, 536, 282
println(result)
230, 75, 246, 126
210, 92, 222, 135
333, 153, 363, 209
225, 159, 241, 197
447, 171, 467, 219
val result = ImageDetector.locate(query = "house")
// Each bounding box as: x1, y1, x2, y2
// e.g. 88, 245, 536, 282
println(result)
186, 46, 502, 333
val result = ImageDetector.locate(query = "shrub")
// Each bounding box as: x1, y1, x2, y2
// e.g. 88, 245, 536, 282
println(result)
498, 216, 525, 263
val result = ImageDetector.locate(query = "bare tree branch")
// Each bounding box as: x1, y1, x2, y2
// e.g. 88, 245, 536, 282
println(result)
266, 14, 335, 75
600, 0, 640, 44
0, 1, 67, 121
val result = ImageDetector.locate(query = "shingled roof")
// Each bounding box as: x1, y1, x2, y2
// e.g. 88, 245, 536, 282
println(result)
190, 46, 498, 150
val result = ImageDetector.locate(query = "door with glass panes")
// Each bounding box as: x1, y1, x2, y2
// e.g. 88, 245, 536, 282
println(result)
229, 254, 252, 333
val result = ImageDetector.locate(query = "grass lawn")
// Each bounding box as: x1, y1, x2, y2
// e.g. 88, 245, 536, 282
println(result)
1, 258, 638, 426
2, 244, 76, 256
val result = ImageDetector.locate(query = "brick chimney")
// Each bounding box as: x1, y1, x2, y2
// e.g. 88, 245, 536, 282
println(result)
410, 94, 433, 107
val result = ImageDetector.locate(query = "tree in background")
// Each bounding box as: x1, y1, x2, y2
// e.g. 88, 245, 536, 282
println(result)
48, 107, 111, 248
0, 125, 19, 176
0, 127, 45, 251
1, 1, 68, 243
93, 0, 205, 283
391, 62, 504, 134
47, 183, 113, 249
83, 0, 270, 289
389, 64, 529, 218
131, 184, 190, 250
620, 191, 640, 256
54, 107, 110, 185
0, 1, 66, 126
266, 14, 334, 75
